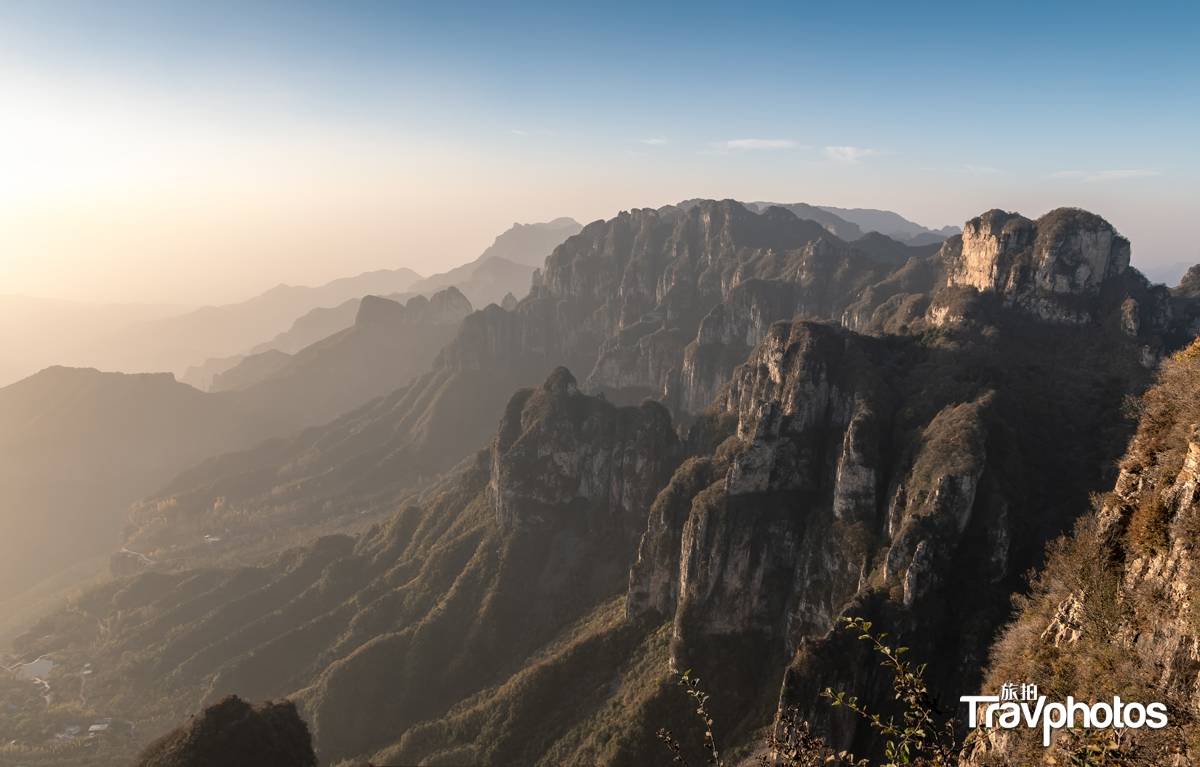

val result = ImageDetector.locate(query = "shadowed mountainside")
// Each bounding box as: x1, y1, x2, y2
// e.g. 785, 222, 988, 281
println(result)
135, 696, 316, 767
963, 340, 1200, 765
117, 201, 931, 564
0, 289, 472, 606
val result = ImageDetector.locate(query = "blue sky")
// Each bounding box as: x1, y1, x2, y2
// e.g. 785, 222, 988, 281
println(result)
1, 1, 1197, 302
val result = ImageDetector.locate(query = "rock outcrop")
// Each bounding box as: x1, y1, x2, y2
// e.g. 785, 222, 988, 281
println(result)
490, 368, 678, 548
135, 696, 316, 767
627, 307, 1157, 752
946, 208, 1129, 310
1176, 264, 1200, 299
966, 341, 1200, 765
539, 200, 919, 411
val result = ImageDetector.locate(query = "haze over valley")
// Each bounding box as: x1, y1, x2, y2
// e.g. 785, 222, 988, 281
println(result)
2, 3, 1199, 766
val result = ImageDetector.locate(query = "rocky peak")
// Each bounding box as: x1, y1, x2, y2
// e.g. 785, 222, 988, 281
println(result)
1174, 263, 1200, 298
488, 367, 679, 542
421, 285, 473, 323
135, 696, 316, 767
354, 294, 407, 327
944, 207, 1131, 322
354, 288, 472, 329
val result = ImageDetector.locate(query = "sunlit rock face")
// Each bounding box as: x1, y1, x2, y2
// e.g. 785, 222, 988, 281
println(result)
643, 322, 998, 657
944, 208, 1131, 323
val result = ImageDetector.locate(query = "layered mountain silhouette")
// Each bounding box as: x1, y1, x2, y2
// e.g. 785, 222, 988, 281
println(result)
816, 203, 961, 244
741, 200, 961, 245
182, 218, 580, 391
475, 216, 583, 266
9, 200, 1200, 765
82, 267, 424, 379
0, 295, 185, 388
0, 288, 471, 609
406, 217, 582, 304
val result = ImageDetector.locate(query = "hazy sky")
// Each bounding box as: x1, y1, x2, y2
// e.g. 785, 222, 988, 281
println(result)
1, 1, 1197, 305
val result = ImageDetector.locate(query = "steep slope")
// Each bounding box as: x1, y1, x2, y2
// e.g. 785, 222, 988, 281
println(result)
965, 341, 1200, 765
543, 200, 921, 411
10, 371, 682, 764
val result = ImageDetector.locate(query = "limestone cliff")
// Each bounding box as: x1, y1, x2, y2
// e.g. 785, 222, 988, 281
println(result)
627, 308, 1155, 752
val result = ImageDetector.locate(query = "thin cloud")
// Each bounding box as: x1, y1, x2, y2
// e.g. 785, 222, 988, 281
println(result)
824, 145, 878, 162
1087, 169, 1161, 182
638, 137, 669, 146
1051, 168, 1161, 182
964, 164, 1003, 174
718, 138, 800, 151
510, 128, 529, 136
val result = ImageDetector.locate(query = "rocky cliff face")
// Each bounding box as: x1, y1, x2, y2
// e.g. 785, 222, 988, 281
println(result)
536, 200, 919, 412
941, 208, 1144, 327
1176, 264, 1200, 298
947, 209, 1128, 305
966, 341, 1200, 765
844, 208, 1180, 368
627, 305, 1156, 752
489, 368, 678, 548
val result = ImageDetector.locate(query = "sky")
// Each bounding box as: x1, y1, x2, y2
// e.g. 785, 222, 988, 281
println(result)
0, 0, 1197, 305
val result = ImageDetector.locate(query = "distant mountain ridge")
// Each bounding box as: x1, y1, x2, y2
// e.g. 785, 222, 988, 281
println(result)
0, 296, 187, 388
738, 200, 960, 244
24, 267, 425, 389
817, 203, 961, 242
8, 199, 1200, 766
183, 218, 581, 391
0, 286, 473, 608
476, 216, 582, 266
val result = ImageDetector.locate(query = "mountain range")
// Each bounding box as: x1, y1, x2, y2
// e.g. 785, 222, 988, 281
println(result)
5, 199, 1200, 766
180, 217, 581, 390
0, 287, 471, 617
